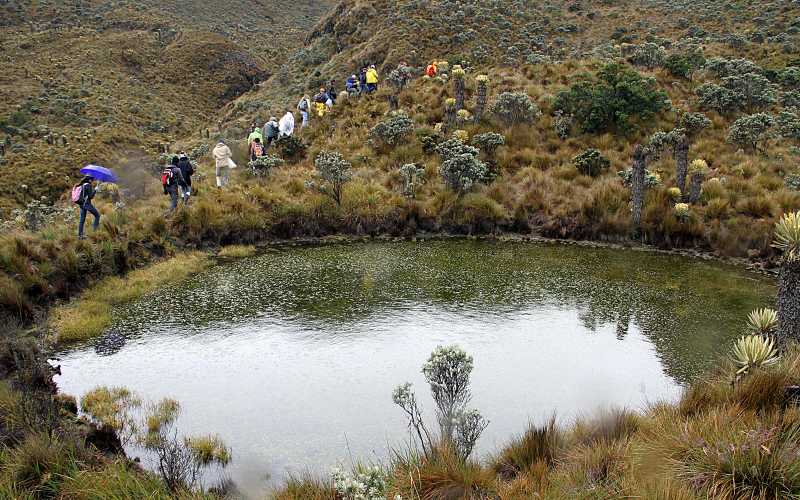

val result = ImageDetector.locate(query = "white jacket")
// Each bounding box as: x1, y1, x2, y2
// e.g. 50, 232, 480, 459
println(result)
212, 142, 232, 168
279, 112, 295, 137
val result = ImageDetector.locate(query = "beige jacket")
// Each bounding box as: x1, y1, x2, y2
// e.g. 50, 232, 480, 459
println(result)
212, 143, 232, 168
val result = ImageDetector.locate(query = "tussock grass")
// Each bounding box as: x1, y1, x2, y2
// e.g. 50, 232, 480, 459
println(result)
49, 252, 209, 343
217, 245, 257, 259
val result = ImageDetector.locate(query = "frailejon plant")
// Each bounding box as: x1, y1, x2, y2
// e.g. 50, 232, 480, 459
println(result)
393, 345, 488, 461
688, 159, 708, 203
452, 65, 466, 111
674, 202, 690, 222
444, 98, 457, 131
747, 308, 778, 336
773, 211, 800, 344
474, 75, 488, 121
553, 110, 573, 139
731, 334, 779, 380
667, 187, 682, 202
572, 148, 610, 177
307, 150, 353, 206
489, 91, 541, 126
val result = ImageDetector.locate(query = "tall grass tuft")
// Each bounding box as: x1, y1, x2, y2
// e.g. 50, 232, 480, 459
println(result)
493, 416, 563, 480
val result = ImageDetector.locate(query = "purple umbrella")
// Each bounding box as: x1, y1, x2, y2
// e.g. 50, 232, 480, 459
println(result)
79, 164, 118, 183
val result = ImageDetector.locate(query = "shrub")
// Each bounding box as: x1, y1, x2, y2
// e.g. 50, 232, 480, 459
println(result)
680, 111, 712, 137
331, 466, 387, 500
726, 113, 776, 153
627, 43, 666, 69
783, 90, 800, 108
368, 111, 414, 147
705, 57, 762, 78
248, 154, 284, 177
274, 135, 306, 162
553, 62, 670, 133
721, 72, 778, 112
778, 66, 800, 88
572, 148, 611, 177
308, 151, 353, 205
778, 110, 800, 140
696, 83, 742, 114
470, 132, 505, 156
393, 345, 488, 460
489, 92, 541, 126
439, 153, 489, 194
552, 110, 573, 139
787, 175, 800, 191
618, 168, 661, 188
664, 47, 706, 79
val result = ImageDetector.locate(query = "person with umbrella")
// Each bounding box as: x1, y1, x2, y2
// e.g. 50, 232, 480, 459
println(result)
74, 165, 117, 239
73, 175, 99, 239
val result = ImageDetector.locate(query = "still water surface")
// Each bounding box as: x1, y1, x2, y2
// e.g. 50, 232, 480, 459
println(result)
56, 241, 774, 497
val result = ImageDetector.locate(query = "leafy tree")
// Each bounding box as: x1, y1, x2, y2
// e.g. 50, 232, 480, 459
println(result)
470, 132, 505, 156
705, 57, 762, 78
627, 42, 666, 69
553, 62, 670, 134
489, 92, 541, 126
778, 67, 800, 89
435, 138, 488, 193
726, 113, 776, 153
680, 111, 712, 137
696, 83, 743, 114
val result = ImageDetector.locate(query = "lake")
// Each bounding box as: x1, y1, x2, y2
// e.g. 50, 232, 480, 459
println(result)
55, 240, 775, 498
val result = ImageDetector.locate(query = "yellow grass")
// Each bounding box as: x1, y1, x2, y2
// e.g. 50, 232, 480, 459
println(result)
217, 244, 257, 259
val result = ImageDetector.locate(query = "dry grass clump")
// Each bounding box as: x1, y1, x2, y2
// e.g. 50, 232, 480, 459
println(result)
217, 245, 257, 259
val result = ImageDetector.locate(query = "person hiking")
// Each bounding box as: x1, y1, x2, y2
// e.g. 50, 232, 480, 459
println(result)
177, 152, 194, 202
74, 175, 99, 239
212, 140, 233, 188
426, 61, 438, 78
262, 116, 279, 149
346, 74, 359, 96
313, 88, 328, 117
279, 109, 295, 138
248, 126, 263, 145
163, 156, 186, 211
359, 68, 368, 94
328, 79, 338, 105
297, 95, 311, 128
366, 65, 379, 93
249, 137, 264, 161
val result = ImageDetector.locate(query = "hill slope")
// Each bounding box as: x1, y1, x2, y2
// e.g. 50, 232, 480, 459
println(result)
0, 0, 334, 213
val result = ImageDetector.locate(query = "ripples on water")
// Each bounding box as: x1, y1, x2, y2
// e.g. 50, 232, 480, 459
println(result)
56, 240, 774, 498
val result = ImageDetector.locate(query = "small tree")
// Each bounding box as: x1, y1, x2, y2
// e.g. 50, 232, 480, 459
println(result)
470, 132, 505, 157
627, 42, 666, 69
489, 92, 541, 126
572, 148, 611, 177
726, 113, 776, 153
721, 73, 778, 112
773, 211, 800, 345
778, 110, 800, 141
248, 155, 284, 177
308, 151, 353, 205
696, 83, 742, 114
393, 345, 488, 461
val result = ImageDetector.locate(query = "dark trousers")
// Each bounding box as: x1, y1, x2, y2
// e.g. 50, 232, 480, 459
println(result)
78, 202, 100, 237
168, 189, 180, 210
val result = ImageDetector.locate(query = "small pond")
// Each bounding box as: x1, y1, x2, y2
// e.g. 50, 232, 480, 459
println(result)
55, 240, 775, 498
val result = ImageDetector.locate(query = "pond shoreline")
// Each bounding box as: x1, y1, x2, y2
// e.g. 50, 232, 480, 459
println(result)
240, 232, 778, 277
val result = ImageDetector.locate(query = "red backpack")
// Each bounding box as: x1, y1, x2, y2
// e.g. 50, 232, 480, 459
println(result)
251, 142, 264, 157
161, 168, 174, 187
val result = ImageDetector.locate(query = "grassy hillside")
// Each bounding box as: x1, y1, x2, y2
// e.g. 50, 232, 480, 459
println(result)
0, 0, 334, 213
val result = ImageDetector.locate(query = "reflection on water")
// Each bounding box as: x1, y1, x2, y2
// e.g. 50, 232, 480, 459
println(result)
56, 241, 774, 498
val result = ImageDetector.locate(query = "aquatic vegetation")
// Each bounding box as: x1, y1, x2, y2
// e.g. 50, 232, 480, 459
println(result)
81, 387, 141, 446
217, 245, 256, 259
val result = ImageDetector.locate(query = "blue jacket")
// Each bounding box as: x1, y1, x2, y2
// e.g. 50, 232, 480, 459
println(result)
346, 77, 358, 90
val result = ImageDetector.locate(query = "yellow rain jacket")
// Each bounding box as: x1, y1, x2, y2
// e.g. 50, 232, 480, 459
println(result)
366, 68, 379, 84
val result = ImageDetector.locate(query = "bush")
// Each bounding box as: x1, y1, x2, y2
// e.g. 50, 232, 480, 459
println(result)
572, 148, 611, 177
778, 110, 800, 140
553, 62, 670, 133
470, 132, 505, 156
721, 73, 778, 112
439, 154, 489, 194
627, 43, 666, 69
248, 154, 284, 176
664, 47, 706, 79
680, 111, 712, 137
705, 57, 762, 78
696, 83, 743, 114
368, 111, 415, 147
727, 113, 776, 152
489, 92, 541, 126
274, 136, 306, 162
308, 151, 353, 205
619, 168, 661, 188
